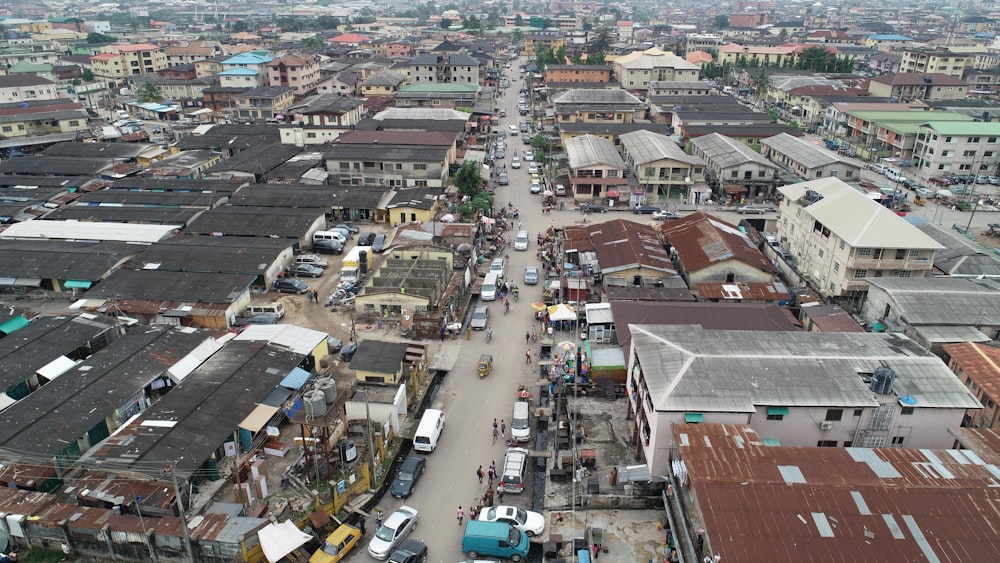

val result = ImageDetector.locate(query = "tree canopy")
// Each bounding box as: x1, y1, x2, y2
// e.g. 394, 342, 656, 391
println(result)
134, 81, 165, 104
86, 32, 115, 45
453, 161, 484, 198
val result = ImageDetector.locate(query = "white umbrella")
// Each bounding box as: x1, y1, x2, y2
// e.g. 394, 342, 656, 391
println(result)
547, 303, 577, 321
936, 189, 953, 197
440, 213, 456, 222
543, 190, 554, 197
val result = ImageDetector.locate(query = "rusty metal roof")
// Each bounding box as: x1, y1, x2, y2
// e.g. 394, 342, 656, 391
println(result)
941, 342, 1000, 404
675, 423, 1000, 563
661, 211, 775, 276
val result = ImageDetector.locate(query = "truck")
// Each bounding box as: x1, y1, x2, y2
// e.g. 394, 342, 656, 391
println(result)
340, 246, 373, 284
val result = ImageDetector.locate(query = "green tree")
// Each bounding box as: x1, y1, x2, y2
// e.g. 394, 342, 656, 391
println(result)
458, 191, 493, 219
588, 29, 611, 54
276, 17, 304, 32
778, 28, 789, 41
453, 161, 484, 198
300, 36, 324, 49
530, 134, 551, 162
134, 80, 165, 103
439, 18, 452, 29
752, 68, 770, 97
713, 15, 729, 29
486, 8, 501, 28
316, 16, 341, 29
86, 32, 115, 44
82, 68, 94, 81
796, 45, 836, 72
513, 14, 523, 26
231, 20, 249, 33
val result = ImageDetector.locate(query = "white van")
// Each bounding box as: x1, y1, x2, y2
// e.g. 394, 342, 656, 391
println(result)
509, 124, 519, 137
511, 401, 531, 443
413, 409, 445, 453
247, 302, 285, 319
481, 272, 500, 301
514, 230, 529, 251
295, 254, 329, 268
313, 230, 347, 246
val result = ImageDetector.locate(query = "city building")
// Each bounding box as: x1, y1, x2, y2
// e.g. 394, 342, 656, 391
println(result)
551, 89, 644, 124
618, 129, 705, 205
761, 133, 861, 181
898, 47, 974, 78
564, 134, 628, 201
942, 342, 1000, 429
627, 324, 981, 473
89, 43, 167, 87
689, 132, 779, 202
868, 72, 968, 102
232, 86, 295, 122
279, 95, 367, 146
0, 75, 57, 103
324, 130, 458, 188
660, 212, 776, 287
612, 48, 701, 91
407, 53, 480, 85
911, 121, 1000, 175
777, 178, 942, 299
266, 54, 321, 96
542, 65, 613, 84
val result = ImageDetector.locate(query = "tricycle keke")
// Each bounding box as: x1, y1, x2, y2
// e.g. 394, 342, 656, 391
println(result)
477, 354, 493, 378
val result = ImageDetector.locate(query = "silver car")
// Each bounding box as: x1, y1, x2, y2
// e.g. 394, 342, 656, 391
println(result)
470, 305, 489, 330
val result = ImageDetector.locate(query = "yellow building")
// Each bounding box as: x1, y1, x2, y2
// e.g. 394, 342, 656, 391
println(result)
522, 34, 565, 57
90, 43, 167, 87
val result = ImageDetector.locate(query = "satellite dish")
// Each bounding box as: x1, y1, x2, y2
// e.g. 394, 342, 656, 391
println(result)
684, 177, 691, 183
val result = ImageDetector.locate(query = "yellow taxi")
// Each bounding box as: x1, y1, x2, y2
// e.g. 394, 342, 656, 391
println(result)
309, 524, 362, 563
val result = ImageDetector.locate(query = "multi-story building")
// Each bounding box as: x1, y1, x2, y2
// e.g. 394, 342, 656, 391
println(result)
163, 42, 224, 67
0, 75, 58, 103
279, 95, 367, 145
898, 47, 974, 78
395, 83, 479, 109
619, 129, 705, 205
627, 324, 980, 474
943, 343, 1000, 429
232, 86, 295, 122
324, 130, 458, 188
777, 177, 942, 298
0, 98, 90, 139
521, 34, 565, 57
543, 65, 613, 84
266, 54, 321, 96
89, 43, 167, 87
911, 121, 1000, 175
612, 47, 701, 90
565, 134, 628, 201
684, 33, 724, 55
385, 41, 413, 58
551, 88, 644, 124
761, 133, 861, 181
407, 53, 479, 85
689, 132, 778, 202
868, 72, 968, 102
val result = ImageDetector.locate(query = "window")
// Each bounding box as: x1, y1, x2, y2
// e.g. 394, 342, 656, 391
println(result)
969, 137, 981, 143
766, 406, 788, 420
817, 440, 838, 447
306, 132, 316, 139
854, 409, 863, 417
839, 240, 846, 250
898, 270, 911, 278
825, 409, 843, 421
989, 137, 997, 143
339, 162, 350, 171
891, 436, 905, 446
413, 163, 427, 171
833, 262, 840, 273
818, 249, 824, 258
859, 248, 872, 257
901, 407, 914, 415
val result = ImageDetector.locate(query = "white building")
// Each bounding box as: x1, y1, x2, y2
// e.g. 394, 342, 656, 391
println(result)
626, 325, 981, 476
911, 121, 1000, 175
776, 178, 942, 298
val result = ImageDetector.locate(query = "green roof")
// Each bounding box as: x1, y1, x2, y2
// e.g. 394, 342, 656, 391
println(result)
8, 61, 51, 73
846, 110, 972, 123
398, 83, 480, 93
920, 121, 1000, 135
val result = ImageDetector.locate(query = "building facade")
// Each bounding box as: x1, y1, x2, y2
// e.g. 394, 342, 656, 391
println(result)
911, 121, 1000, 175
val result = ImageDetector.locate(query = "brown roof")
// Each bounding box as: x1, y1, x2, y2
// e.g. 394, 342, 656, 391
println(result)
696, 281, 791, 302
610, 301, 801, 355
871, 72, 968, 86
949, 427, 1000, 465
0, 74, 54, 87
942, 342, 1000, 401
332, 130, 457, 146
564, 218, 675, 276
676, 423, 1000, 563
800, 303, 865, 332
660, 211, 775, 275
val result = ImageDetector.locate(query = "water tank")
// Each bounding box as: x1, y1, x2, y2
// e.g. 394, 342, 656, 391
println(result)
303, 390, 327, 417
359, 250, 369, 275
338, 439, 358, 464
316, 378, 338, 404
871, 366, 896, 395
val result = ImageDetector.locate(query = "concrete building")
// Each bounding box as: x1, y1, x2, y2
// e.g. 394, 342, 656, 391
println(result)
232, 86, 295, 122
562, 218, 677, 287
627, 325, 981, 473
551, 88, 644, 125
689, 132, 778, 202
898, 47, 974, 78
943, 342, 1000, 429
619, 129, 705, 205
612, 48, 701, 91
565, 134, 629, 201
324, 130, 457, 188
868, 73, 968, 102
89, 43, 167, 87
407, 53, 479, 85
266, 54, 321, 96
777, 178, 943, 299
279, 95, 366, 146
761, 133, 861, 182
911, 121, 1000, 175
395, 83, 479, 109
0, 75, 57, 103
542, 65, 613, 84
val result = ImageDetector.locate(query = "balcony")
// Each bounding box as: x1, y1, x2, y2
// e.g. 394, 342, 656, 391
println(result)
849, 256, 932, 271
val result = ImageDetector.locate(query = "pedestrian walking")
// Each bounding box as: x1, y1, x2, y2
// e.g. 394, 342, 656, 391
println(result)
477, 465, 484, 484
496, 484, 505, 503
501, 420, 506, 436
526, 330, 531, 344
305, 289, 313, 302
358, 517, 366, 535
488, 465, 496, 484
457, 506, 465, 525
440, 325, 446, 341
375, 510, 383, 529
525, 348, 532, 363
493, 418, 499, 432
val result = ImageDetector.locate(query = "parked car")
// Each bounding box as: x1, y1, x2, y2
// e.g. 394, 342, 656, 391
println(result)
233, 313, 279, 327
368, 506, 419, 560
510, 157, 521, 169
309, 524, 362, 563
652, 210, 682, 220
580, 203, 607, 213
287, 264, 324, 278
524, 266, 538, 285
527, 162, 538, 174
900, 179, 919, 190
470, 306, 490, 330
390, 453, 426, 498
326, 336, 343, 354
929, 176, 954, 186
477, 505, 545, 537
372, 233, 388, 252
522, 134, 531, 145
340, 341, 359, 362
632, 205, 661, 215
387, 539, 427, 563
358, 232, 376, 246
554, 184, 566, 196
497, 173, 509, 186
866, 163, 888, 174
273, 278, 309, 294
737, 205, 766, 214
494, 148, 505, 160
529, 182, 541, 194
519, 122, 529, 133
523, 151, 534, 161
313, 239, 344, 254
334, 223, 359, 234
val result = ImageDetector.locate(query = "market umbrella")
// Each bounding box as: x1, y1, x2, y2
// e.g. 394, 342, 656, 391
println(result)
457, 243, 473, 253
547, 303, 576, 321
544, 190, 554, 197
606, 189, 620, 198
936, 189, 953, 197
440, 213, 457, 222
531, 301, 547, 311
556, 340, 577, 352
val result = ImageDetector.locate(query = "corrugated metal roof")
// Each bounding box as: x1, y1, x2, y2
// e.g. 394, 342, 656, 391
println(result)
619, 129, 703, 166
690, 132, 776, 170
565, 134, 627, 170
675, 423, 1000, 563
761, 132, 851, 169
280, 366, 311, 390
864, 276, 1000, 325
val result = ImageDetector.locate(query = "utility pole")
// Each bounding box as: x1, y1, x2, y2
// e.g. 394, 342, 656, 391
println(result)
363, 389, 378, 482
167, 464, 196, 562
